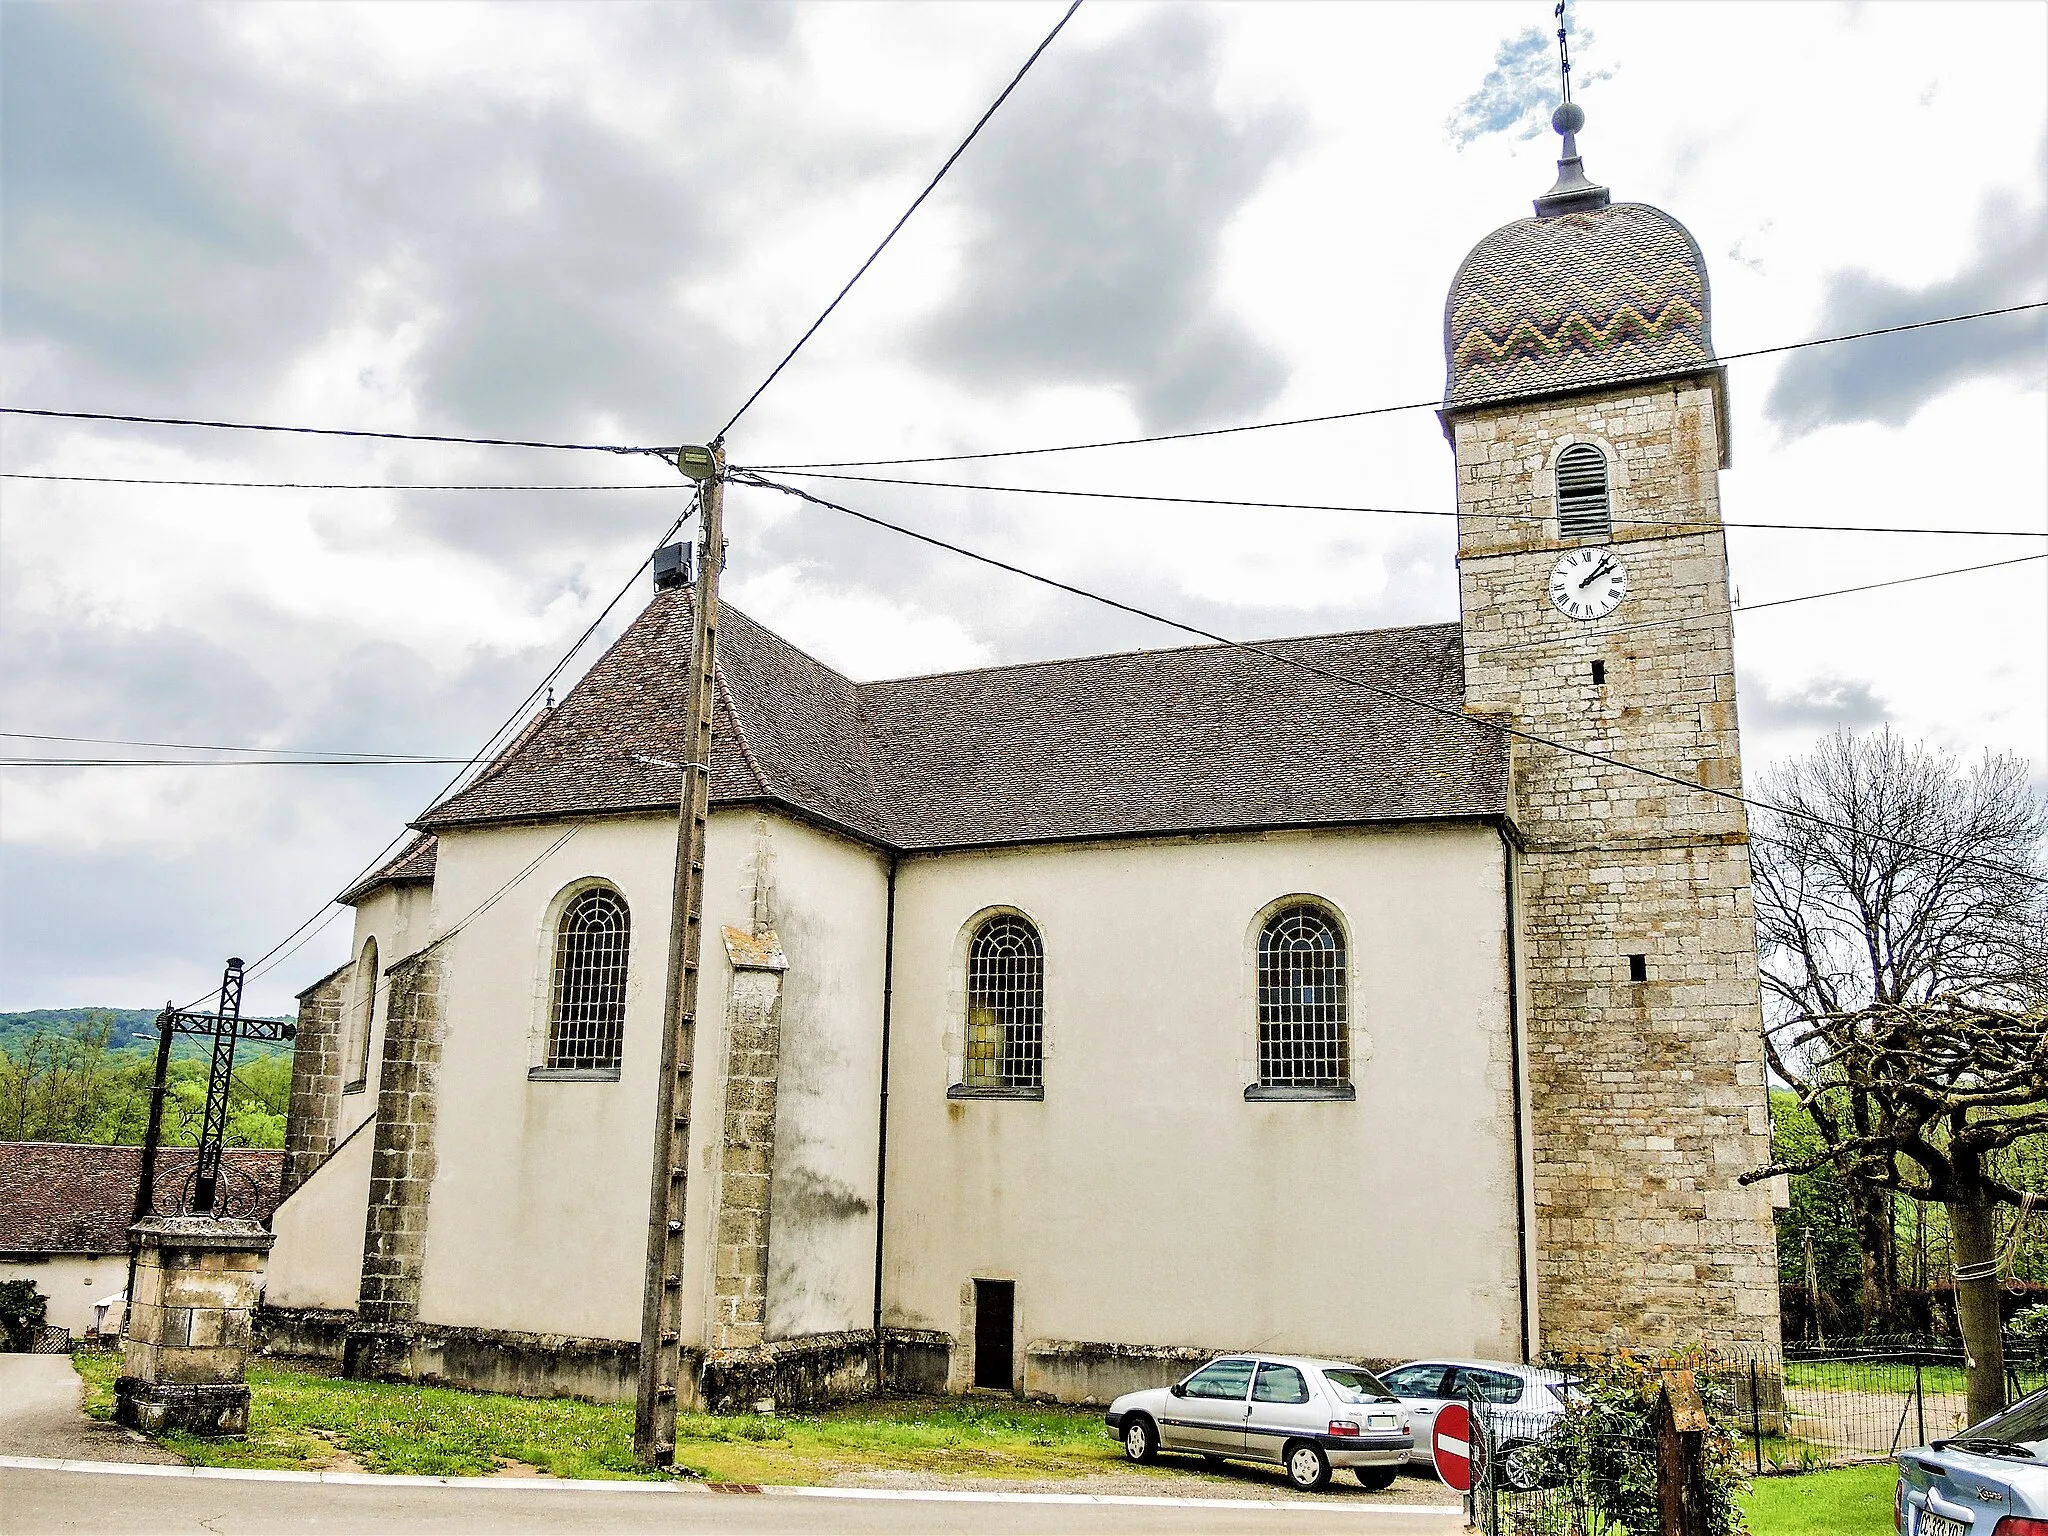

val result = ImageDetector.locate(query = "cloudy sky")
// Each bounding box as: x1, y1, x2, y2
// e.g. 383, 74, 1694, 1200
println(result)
3, 0, 2043, 1016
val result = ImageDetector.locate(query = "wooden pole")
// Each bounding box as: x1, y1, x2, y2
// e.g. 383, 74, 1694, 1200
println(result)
1654, 1369, 1710, 1536
634, 445, 724, 1467
123, 1007, 178, 1331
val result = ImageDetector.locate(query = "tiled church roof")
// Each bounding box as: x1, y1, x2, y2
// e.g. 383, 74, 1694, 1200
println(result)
1444, 201, 1714, 412
414, 590, 1509, 853
336, 832, 439, 905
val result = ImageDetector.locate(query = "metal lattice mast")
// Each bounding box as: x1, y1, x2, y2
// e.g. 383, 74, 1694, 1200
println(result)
635, 443, 724, 1466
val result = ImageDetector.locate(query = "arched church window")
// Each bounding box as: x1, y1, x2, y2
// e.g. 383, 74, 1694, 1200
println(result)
963, 914, 1043, 1091
1555, 442, 1612, 538
343, 937, 377, 1093
546, 887, 631, 1072
1257, 905, 1348, 1089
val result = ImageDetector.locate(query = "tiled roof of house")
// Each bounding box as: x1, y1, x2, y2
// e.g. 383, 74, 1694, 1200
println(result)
0, 1143, 286, 1256
1444, 201, 1714, 412
336, 832, 439, 906
417, 589, 1508, 851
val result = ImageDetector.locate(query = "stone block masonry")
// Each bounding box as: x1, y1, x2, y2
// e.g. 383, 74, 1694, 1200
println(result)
116, 1215, 275, 1435
708, 926, 788, 1358
1455, 375, 1781, 1352
344, 940, 445, 1380
283, 962, 348, 1196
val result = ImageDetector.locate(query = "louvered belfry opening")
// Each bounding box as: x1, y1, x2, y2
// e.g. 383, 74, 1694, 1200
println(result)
1258, 905, 1348, 1087
546, 887, 631, 1071
1555, 442, 1612, 538
964, 915, 1044, 1090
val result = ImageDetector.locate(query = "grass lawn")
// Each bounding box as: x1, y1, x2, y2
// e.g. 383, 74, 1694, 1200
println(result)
1784, 1360, 1967, 1397
1742, 1462, 1897, 1535
70, 1352, 1184, 1485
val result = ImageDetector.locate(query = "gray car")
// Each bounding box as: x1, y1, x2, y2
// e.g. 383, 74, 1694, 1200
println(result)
1378, 1358, 1578, 1491
1106, 1355, 1414, 1492
1899, 1385, 2048, 1534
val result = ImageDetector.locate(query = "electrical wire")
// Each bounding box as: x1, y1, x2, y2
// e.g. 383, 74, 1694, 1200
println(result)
730, 469, 2048, 885
1, 731, 464, 760
746, 300, 2048, 470
3, 474, 679, 491
177, 489, 699, 1009
0, 758, 475, 767
0, 407, 669, 456
716, 0, 1084, 441
1480, 551, 2048, 652
735, 468, 2048, 539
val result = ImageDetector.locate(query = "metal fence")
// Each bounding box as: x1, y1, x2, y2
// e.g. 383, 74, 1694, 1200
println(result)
1462, 1338, 2048, 1536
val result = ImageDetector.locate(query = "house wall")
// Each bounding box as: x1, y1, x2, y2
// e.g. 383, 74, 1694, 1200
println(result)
264, 1114, 376, 1312
880, 822, 1524, 1392
335, 883, 432, 1144
0, 1253, 123, 1336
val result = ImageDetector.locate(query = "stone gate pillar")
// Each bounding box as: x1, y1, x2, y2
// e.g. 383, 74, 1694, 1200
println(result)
116, 1215, 275, 1435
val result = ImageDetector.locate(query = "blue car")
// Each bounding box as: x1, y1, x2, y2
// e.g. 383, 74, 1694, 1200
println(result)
1898, 1386, 2048, 1535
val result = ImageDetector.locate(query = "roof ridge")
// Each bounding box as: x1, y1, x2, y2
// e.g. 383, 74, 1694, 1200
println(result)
856, 619, 1464, 690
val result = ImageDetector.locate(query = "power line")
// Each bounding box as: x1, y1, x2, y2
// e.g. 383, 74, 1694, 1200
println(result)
3, 474, 679, 491
1480, 551, 2048, 652
0, 731, 464, 760
1, 758, 475, 768
717, 0, 1084, 441
0, 407, 667, 456
731, 469, 2048, 885
747, 300, 2048, 470
737, 468, 2048, 539
183, 490, 698, 1008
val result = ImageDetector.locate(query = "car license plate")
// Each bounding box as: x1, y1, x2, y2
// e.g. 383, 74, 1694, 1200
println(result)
1367, 1414, 1398, 1430
1918, 1512, 1969, 1536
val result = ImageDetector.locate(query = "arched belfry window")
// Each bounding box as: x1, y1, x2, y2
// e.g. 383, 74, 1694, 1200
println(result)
1256, 905, 1349, 1091
545, 887, 630, 1072
962, 915, 1044, 1092
1555, 442, 1612, 538
343, 937, 377, 1093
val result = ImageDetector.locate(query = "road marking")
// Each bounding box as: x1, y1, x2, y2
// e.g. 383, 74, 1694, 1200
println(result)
0, 1455, 1457, 1514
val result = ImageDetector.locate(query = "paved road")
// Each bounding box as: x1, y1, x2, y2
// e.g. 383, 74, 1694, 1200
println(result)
2, 1461, 1467, 1535
0, 1356, 178, 1465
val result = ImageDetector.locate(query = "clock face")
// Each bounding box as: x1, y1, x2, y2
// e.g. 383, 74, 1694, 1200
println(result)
1548, 547, 1629, 621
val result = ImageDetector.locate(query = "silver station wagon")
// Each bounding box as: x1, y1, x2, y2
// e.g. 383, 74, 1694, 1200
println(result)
1105, 1354, 1414, 1492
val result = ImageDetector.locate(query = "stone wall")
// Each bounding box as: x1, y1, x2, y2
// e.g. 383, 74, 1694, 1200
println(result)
708, 926, 787, 1353
345, 940, 446, 1378
1453, 375, 1781, 1350
283, 963, 349, 1197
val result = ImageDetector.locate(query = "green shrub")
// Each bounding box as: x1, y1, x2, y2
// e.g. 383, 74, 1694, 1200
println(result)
0, 1278, 47, 1351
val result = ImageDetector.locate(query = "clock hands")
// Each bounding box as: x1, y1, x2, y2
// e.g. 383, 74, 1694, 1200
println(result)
1577, 554, 1615, 590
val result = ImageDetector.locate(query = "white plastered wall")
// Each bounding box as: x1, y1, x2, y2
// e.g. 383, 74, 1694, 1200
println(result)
264, 1116, 375, 1310
880, 822, 1524, 1365
0, 1254, 123, 1335
336, 883, 432, 1144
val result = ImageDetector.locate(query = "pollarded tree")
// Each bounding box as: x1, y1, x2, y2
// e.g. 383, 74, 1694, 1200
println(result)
1750, 729, 2048, 1328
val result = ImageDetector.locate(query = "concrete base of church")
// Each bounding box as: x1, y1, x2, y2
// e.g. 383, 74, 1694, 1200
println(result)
116, 1215, 274, 1438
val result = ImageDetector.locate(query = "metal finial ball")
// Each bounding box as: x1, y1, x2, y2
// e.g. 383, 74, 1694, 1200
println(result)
1553, 101, 1585, 136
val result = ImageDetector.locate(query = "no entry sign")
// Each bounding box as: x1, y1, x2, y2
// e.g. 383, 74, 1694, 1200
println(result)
1432, 1401, 1473, 1492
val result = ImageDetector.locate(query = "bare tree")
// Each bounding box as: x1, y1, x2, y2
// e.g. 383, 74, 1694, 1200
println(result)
1751, 729, 2048, 1328
1747, 997, 2048, 1425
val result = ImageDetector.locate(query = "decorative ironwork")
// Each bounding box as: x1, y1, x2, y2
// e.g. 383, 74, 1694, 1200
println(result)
547, 888, 631, 1071
1257, 905, 1349, 1087
965, 915, 1043, 1089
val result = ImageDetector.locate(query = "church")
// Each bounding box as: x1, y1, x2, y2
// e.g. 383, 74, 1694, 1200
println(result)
261, 106, 1783, 1411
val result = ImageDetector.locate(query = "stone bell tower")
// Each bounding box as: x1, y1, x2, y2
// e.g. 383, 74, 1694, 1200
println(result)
1443, 100, 1781, 1350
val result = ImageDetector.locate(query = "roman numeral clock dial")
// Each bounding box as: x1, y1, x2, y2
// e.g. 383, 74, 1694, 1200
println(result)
1548, 547, 1630, 622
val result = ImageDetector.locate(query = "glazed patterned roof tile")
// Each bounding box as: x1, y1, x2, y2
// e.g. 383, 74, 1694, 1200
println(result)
1445, 201, 1715, 411
417, 590, 1508, 849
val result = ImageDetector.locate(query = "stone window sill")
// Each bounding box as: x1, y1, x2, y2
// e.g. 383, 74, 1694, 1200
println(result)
341, 1081, 366, 1096
946, 1084, 1044, 1102
528, 1067, 622, 1083
1243, 1083, 1355, 1102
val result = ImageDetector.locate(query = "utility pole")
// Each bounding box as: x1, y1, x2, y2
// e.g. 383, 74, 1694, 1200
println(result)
635, 441, 723, 1467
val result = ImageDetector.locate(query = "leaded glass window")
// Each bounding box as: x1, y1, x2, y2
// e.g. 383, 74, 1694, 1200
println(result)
1257, 904, 1348, 1087
546, 888, 630, 1072
964, 915, 1043, 1090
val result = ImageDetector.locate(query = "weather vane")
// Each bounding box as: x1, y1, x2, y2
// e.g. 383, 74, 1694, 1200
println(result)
1555, 0, 1574, 106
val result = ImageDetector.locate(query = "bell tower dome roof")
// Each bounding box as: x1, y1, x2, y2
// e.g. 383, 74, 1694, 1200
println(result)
1443, 103, 1716, 413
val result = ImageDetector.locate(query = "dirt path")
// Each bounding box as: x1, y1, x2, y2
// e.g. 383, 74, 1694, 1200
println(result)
1783, 1384, 1970, 1453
